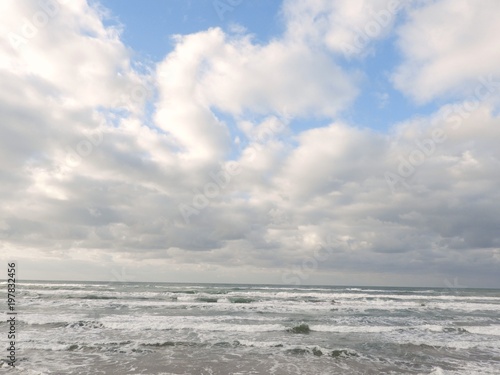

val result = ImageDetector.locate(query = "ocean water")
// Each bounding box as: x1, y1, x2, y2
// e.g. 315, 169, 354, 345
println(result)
1, 281, 499, 374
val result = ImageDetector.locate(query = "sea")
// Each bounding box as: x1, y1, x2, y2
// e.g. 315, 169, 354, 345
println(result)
1, 281, 499, 374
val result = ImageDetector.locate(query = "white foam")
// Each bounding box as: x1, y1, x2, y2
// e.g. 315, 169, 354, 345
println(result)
428, 361, 500, 375
311, 324, 398, 333
465, 325, 500, 336
18, 282, 109, 288
19, 313, 83, 325
100, 314, 284, 333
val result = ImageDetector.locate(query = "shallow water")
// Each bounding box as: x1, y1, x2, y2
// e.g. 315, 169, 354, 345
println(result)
2, 281, 500, 374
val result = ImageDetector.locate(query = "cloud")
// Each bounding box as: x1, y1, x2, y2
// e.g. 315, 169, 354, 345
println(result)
0, 0, 144, 110
392, 0, 500, 103
187, 105, 500, 286
282, 0, 404, 57
155, 27, 357, 122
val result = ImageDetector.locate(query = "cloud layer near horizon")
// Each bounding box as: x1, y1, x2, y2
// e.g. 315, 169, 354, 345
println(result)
1, 0, 499, 287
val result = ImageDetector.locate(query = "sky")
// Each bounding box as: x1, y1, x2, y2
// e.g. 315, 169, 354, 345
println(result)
1, 0, 500, 288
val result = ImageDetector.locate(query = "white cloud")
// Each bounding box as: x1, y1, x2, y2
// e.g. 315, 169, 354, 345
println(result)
393, 0, 500, 103
0, 0, 144, 110
282, 0, 405, 57
155, 27, 357, 121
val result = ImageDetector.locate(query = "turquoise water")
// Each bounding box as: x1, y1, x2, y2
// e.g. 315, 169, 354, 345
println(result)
3, 281, 500, 374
